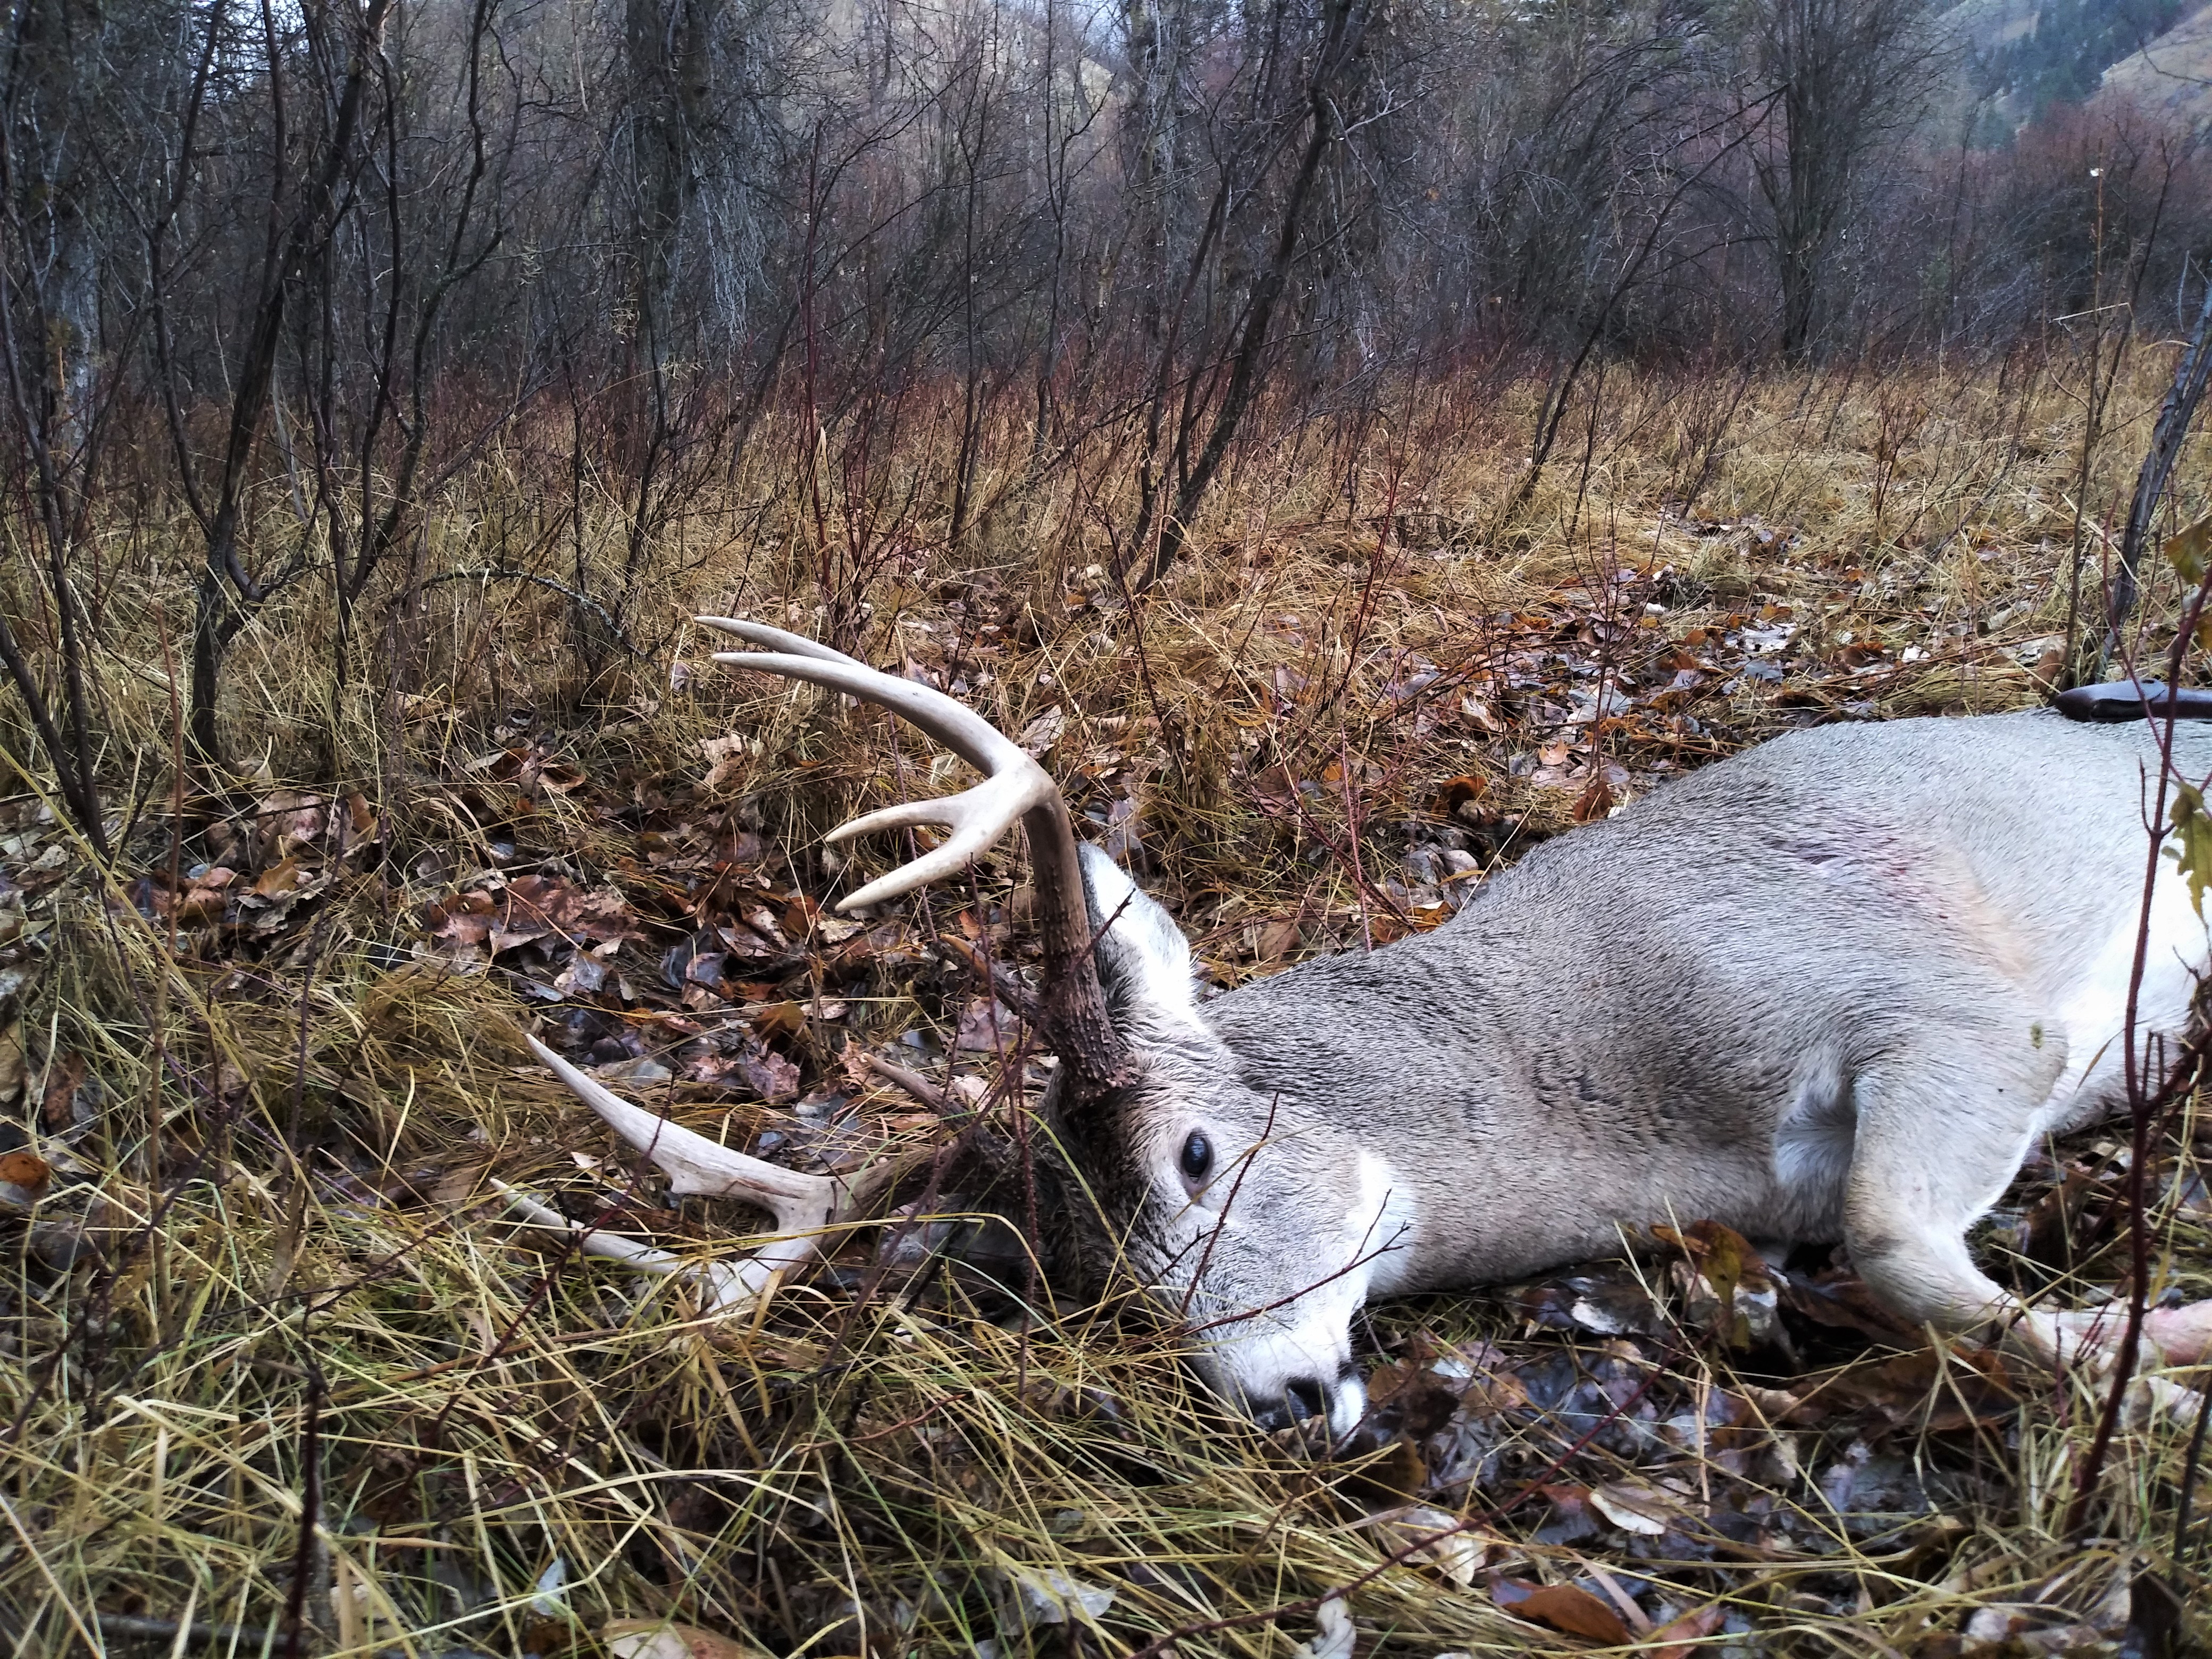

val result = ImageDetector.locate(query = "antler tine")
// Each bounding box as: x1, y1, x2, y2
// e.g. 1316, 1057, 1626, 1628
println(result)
509, 1034, 845, 1313
705, 644, 1051, 908
698, 616, 1126, 1082
710, 644, 1028, 781
529, 1036, 836, 1216
695, 615, 861, 667
496, 1184, 781, 1315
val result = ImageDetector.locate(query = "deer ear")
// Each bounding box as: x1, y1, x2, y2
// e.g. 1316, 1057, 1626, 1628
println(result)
1078, 842, 1200, 1024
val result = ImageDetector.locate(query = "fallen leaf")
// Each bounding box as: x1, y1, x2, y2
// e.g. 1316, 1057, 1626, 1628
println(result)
1291, 1593, 1354, 1659
1018, 706, 1066, 757
1496, 1582, 1631, 1645
1589, 1479, 1678, 1537
1459, 695, 1504, 733
740, 1050, 801, 1101
993, 1565, 1116, 1628
751, 1000, 806, 1041
431, 1166, 487, 1206
1648, 1604, 1725, 1659
1433, 774, 1489, 818
554, 956, 608, 998
954, 997, 1023, 1053
255, 790, 326, 859
40, 1051, 86, 1129
1343, 1438, 1427, 1508
602, 1620, 767, 1659
0, 1149, 50, 1211
1655, 1217, 1774, 1347
595, 1056, 673, 1090
1252, 764, 1304, 808
1365, 1505, 1477, 1586
252, 855, 305, 898
699, 735, 752, 793
1572, 772, 1614, 823
0, 1022, 24, 1104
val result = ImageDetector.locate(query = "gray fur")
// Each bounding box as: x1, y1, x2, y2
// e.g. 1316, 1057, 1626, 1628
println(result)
1074, 710, 2212, 1434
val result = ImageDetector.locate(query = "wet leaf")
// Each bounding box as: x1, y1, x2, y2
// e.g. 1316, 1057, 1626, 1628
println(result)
1495, 1581, 1631, 1644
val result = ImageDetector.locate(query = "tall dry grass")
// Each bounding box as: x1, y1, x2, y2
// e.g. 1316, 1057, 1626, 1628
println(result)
2, 346, 2210, 1656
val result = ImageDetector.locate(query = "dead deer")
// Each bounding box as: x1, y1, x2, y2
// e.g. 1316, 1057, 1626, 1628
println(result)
514, 620, 2212, 1436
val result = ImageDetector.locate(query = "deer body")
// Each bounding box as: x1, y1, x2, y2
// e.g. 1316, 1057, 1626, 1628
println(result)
1219, 710, 2208, 1272
1062, 709, 2212, 1431
518, 626, 2212, 1442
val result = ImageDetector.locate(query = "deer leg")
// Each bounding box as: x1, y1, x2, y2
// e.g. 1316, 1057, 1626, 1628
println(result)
1841, 1039, 2206, 1415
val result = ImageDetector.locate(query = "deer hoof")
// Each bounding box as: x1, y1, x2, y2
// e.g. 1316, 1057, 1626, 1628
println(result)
2144, 1300, 2212, 1367
2123, 1372, 2207, 1431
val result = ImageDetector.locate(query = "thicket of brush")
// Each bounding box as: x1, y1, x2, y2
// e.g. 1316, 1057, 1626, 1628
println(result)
2, 328, 2210, 1659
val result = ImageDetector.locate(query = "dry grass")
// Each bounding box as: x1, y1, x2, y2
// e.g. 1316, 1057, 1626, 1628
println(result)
3, 349, 2211, 1658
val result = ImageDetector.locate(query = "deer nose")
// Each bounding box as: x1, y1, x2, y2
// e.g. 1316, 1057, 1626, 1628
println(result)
1254, 1376, 1330, 1432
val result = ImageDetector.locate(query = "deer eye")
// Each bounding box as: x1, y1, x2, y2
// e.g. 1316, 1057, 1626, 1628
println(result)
1179, 1132, 1213, 1184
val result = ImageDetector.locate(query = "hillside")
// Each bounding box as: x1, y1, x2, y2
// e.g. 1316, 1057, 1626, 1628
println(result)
1943, 0, 2201, 131
2097, 1, 2212, 124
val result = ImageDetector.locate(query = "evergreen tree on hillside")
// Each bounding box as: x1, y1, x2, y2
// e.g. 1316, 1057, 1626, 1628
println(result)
1973, 0, 2187, 121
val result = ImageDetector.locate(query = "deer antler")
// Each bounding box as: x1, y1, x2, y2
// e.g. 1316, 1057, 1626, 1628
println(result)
697, 616, 1124, 1081
506, 621, 1125, 1321
505, 1034, 856, 1313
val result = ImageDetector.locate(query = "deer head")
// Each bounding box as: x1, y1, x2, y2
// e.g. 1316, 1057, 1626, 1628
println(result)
514, 620, 1397, 1438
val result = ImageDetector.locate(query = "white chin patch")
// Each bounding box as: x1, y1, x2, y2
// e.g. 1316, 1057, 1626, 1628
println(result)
1213, 1316, 1365, 1434
1326, 1371, 1369, 1439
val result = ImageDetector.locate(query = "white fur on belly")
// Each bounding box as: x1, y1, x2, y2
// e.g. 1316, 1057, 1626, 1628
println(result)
2045, 867, 2207, 1130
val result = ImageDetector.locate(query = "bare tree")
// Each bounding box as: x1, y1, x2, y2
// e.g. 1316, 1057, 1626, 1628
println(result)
1125, 0, 1380, 593
0, 0, 108, 849
1733, 0, 1941, 359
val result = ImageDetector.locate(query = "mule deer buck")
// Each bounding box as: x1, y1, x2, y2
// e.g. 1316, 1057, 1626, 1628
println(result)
514, 620, 2212, 1436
